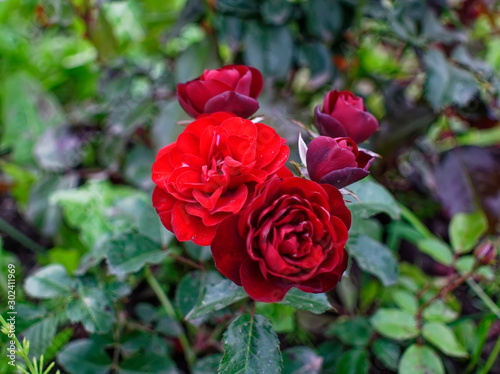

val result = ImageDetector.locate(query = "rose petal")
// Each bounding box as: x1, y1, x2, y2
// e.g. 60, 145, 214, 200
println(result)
319, 167, 370, 189
314, 106, 348, 138
204, 91, 260, 118
240, 259, 291, 302
171, 202, 216, 245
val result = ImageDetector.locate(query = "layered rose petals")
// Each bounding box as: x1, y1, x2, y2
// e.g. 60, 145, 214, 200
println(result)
211, 177, 350, 302
177, 65, 263, 118
306, 136, 375, 189
152, 112, 290, 246
314, 90, 378, 144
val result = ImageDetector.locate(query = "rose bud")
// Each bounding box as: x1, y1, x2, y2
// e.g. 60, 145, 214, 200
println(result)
474, 241, 497, 265
306, 136, 375, 189
211, 177, 350, 302
152, 112, 291, 246
314, 90, 378, 144
177, 65, 263, 118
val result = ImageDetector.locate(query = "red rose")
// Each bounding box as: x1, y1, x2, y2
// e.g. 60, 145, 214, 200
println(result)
211, 177, 350, 302
314, 90, 378, 144
177, 65, 263, 118
306, 136, 375, 189
152, 112, 290, 246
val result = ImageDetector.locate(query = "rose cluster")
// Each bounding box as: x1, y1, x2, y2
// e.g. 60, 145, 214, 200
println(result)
152, 65, 379, 302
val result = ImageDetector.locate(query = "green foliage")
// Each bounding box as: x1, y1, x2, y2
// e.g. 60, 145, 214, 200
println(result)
219, 314, 282, 374
399, 344, 444, 374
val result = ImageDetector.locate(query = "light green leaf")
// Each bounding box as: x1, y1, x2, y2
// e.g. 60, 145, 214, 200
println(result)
24, 264, 75, 299
392, 290, 418, 314
105, 232, 168, 278
348, 235, 399, 286
346, 178, 401, 220
416, 238, 453, 265
67, 285, 115, 334
219, 314, 282, 374
449, 211, 488, 253
255, 303, 296, 333
399, 344, 444, 374
422, 322, 469, 358
186, 277, 247, 320
282, 347, 323, 374
279, 288, 332, 314
58, 339, 112, 374
422, 300, 458, 323
22, 315, 58, 358
370, 309, 419, 340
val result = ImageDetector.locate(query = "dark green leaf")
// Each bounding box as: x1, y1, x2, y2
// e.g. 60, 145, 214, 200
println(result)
219, 314, 282, 374
328, 318, 373, 347
398, 344, 444, 374
243, 22, 293, 80
302, 0, 343, 42
334, 350, 369, 374
185, 241, 212, 262
282, 347, 322, 374
22, 315, 58, 358
105, 232, 168, 278
215, 0, 260, 17
260, 0, 294, 25
58, 339, 112, 374
317, 342, 344, 374
193, 354, 223, 374
279, 288, 332, 314
118, 352, 179, 374
347, 235, 399, 286
370, 309, 419, 340
186, 277, 247, 320
372, 339, 400, 371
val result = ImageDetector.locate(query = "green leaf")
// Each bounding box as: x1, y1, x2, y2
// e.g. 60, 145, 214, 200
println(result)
424, 48, 478, 110
186, 277, 247, 320
175, 271, 222, 320
422, 300, 458, 323
24, 264, 75, 299
303, 0, 343, 42
391, 290, 418, 314
370, 309, 419, 340
416, 238, 454, 265
255, 303, 296, 333
372, 339, 400, 371
347, 235, 399, 286
279, 288, 332, 314
67, 285, 115, 334
118, 352, 179, 374
334, 350, 369, 374
449, 211, 488, 253
105, 232, 168, 278
282, 347, 323, 374
219, 314, 282, 374
243, 21, 293, 80
216, 0, 260, 17
58, 339, 112, 374
45, 247, 81, 274
1, 72, 64, 165
185, 241, 212, 262
43, 327, 73, 363
422, 322, 469, 358
317, 342, 344, 374
399, 344, 444, 374
175, 38, 220, 83
22, 315, 58, 358
328, 318, 373, 347
193, 354, 223, 374
346, 178, 401, 220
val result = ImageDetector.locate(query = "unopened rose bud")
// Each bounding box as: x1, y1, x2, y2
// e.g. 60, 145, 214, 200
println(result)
474, 242, 497, 265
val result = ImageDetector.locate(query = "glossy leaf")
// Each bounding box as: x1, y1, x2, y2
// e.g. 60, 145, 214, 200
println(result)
219, 314, 282, 374
328, 318, 373, 347
372, 339, 400, 371
348, 235, 399, 286
334, 350, 369, 374
416, 238, 454, 265
279, 288, 332, 314
24, 264, 75, 299
58, 339, 112, 374
449, 211, 488, 253
282, 347, 323, 374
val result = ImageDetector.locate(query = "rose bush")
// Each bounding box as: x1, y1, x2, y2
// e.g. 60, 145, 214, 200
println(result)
314, 90, 378, 144
307, 136, 375, 189
152, 112, 290, 246
177, 65, 263, 118
211, 177, 350, 302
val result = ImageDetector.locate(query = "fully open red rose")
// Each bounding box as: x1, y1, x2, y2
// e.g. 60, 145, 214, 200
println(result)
307, 136, 375, 189
152, 112, 290, 246
211, 177, 350, 302
314, 90, 378, 144
177, 65, 263, 118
